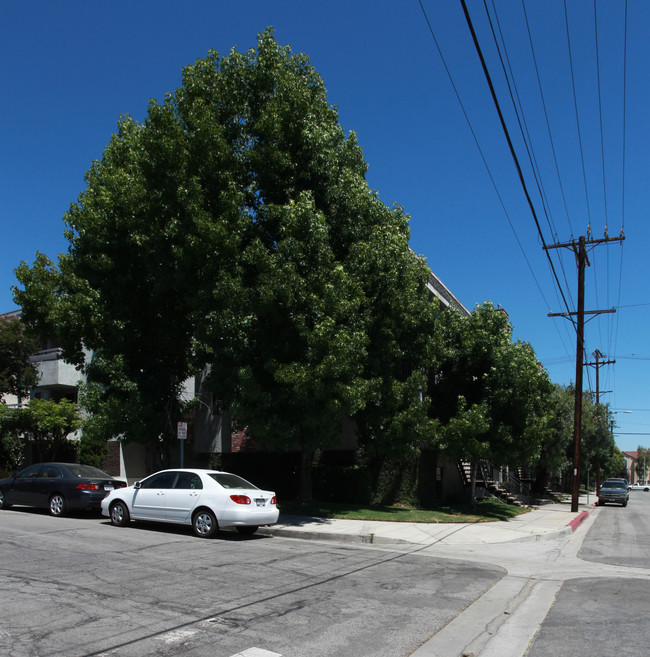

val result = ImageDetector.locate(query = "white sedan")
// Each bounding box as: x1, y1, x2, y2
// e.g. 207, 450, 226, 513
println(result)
101, 469, 279, 538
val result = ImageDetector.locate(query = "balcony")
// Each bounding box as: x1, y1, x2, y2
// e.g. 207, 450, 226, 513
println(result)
29, 349, 83, 390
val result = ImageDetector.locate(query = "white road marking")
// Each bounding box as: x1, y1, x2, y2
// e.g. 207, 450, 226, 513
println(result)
230, 648, 282, 657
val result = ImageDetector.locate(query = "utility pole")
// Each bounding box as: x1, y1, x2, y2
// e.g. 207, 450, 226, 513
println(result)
546, 232, 624, 512
585, 349, 615, 491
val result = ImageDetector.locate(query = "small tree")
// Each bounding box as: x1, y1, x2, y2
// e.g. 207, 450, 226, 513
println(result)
20, 398, 82, 462
0, 404, 25, 473
0, 314, 39, 400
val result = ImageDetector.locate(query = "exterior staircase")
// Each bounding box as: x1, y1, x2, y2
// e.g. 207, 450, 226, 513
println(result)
457, 460, 530, 506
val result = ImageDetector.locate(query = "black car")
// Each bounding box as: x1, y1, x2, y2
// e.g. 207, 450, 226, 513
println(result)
0, 462, 126, 516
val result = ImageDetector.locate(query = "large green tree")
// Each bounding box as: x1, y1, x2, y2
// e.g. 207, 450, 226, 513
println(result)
15, 30, 433, 496
428, 302, 550, 502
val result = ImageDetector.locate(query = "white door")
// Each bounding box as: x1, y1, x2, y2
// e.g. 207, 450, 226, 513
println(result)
164, 471, 203, 522
131, 471, 176, 520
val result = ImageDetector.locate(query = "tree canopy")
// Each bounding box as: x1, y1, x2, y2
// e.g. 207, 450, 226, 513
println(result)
13, 30, 604, 503
14, 29, 435, 492
428, 302, 551, 469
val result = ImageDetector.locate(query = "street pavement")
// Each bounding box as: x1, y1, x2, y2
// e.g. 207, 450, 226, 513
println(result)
259, 495, 594, 546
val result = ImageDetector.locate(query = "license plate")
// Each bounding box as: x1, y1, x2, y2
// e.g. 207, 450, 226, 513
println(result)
104, 485, 114, 491
255, 499, 265, 507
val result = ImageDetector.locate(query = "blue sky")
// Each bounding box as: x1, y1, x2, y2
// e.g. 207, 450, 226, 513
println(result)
2, 1, 649, 453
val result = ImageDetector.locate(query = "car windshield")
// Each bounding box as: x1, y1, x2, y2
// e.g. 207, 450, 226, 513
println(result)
603, 481, 626, 489
209, 473, 259, 490
66, 464, 112, 479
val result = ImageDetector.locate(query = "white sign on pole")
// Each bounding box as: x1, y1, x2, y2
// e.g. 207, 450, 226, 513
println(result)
177, 421, 187, 440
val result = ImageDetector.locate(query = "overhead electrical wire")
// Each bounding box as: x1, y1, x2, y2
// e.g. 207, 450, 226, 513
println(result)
457, 0, 574, 321
419, 0, 628, 393
612, 0, 629, 366
485, 0, 575, 359
458, 0, 627, 399
486, 0, 578, 340
520, 0, 574, 240
416, 0, 553, 312
485, 0, 557, 242
594, 0, 609, 234
564, 0, 593, 233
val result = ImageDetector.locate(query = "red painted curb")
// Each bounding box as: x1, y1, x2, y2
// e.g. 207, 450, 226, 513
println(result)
567, 511, 589, 531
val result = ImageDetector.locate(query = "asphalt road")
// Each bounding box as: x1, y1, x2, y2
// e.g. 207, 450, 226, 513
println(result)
578, 490, 650, 568
0, 508, 503, 657
526, 492, 650, 657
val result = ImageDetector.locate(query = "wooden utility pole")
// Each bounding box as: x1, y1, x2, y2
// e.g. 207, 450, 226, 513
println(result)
546, 233, 623, 512
586, 349, 615, 491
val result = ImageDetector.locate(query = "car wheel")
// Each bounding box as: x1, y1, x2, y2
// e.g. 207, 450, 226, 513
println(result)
0, 488, 10, 510
192, 509, 218, 538
622, 501, 628, 507
49, 493, 66, 517
236, 526, 258, 536
110, 501, 130, 527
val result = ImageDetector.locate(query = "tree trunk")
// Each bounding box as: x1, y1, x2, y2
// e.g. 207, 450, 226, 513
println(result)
299, 447, 313, 502
470, 460, 478, 512
532, 461, 550, 495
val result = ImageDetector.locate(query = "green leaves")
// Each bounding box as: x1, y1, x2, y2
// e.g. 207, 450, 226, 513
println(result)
12, 28, 440, 476
430, 302, 551, 467
0, 314, 39, 399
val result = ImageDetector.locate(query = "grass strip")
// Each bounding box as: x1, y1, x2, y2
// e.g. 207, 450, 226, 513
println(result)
278, 498, 532, 523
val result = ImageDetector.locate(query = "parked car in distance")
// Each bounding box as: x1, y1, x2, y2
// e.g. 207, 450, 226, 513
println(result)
628, 482, 650, 491
597, 479, 630, 507
0, 463, 126, 516
101, 468, 279, 538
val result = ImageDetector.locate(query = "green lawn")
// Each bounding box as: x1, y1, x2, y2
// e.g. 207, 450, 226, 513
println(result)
278, 498, 531, 523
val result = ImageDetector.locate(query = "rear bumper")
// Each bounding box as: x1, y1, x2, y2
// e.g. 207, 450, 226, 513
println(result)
217, 507, 280, 528
69, 490, 113, 510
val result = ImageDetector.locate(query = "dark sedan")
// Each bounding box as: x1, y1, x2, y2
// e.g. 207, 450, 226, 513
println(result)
597, 479, 629, 507
0, 463, 126, 516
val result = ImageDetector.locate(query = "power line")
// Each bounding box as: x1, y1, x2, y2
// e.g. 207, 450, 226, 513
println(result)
564, 0, 592, 232
594, 0, 609, 233
416, 0, 552, 309
457, 0, 573, 319
520, 0, 574, 238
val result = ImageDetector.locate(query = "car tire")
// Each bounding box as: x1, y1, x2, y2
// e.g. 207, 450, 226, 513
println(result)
622, 501, 628, 507
49, 493, 66, 517
0, 488, 10, 510
110, 501, 130, 527
192, 509, 218, 538
235, 526, 258, 536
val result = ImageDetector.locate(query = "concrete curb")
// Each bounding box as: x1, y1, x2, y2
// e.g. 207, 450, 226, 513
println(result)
256, 502, 594, 546
257, 526, 408, 545
567, 510, 589, 532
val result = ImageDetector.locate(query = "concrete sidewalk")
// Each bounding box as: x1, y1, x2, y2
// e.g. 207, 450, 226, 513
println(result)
258, 498, 594, 546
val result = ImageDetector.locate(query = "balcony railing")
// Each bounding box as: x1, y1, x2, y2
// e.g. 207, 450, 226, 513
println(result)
28, 348, 62, 363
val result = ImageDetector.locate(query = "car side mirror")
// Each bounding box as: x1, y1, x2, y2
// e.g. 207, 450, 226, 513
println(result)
134, 481, 141, 489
